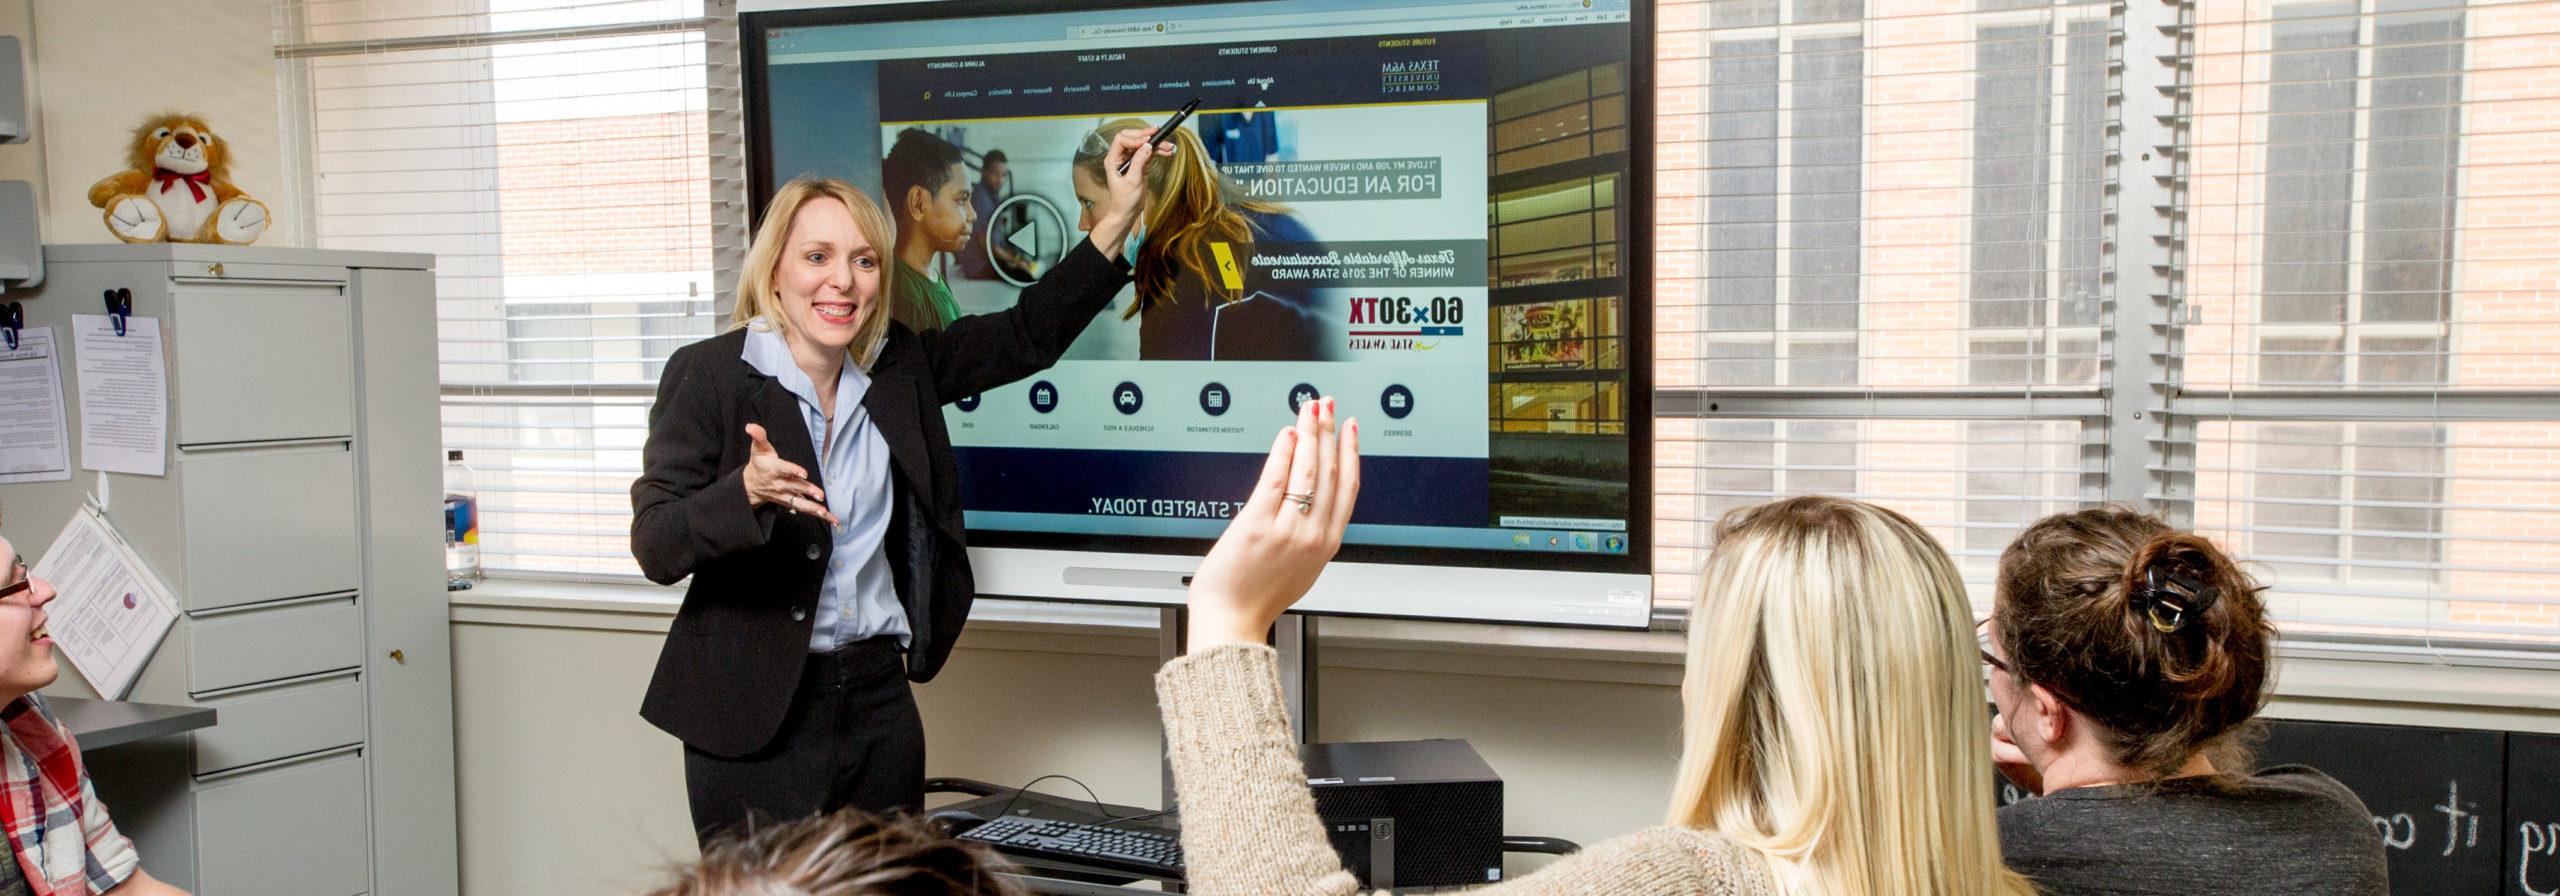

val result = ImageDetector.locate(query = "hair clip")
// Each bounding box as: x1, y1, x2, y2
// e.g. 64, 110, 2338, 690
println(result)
2134, 564, 2219, 633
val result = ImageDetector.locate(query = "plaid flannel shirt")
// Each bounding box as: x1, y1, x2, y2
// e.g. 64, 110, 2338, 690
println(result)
0, 694, 138, 896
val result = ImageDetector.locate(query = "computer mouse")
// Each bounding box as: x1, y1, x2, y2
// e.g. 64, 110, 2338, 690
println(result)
925, 808, 986, 836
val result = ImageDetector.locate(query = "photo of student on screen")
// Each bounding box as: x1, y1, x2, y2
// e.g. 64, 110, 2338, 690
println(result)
1069, 118, 1325, 361
883, 128, 976, 333
957, 149, 1034, 283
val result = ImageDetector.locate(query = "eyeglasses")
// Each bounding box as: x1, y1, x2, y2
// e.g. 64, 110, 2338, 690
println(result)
1075, 129, 1113, 161
0, 555, 26, 602
1976, 619, 2012, 676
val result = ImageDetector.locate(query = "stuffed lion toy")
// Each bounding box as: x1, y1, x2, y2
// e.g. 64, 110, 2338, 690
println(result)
87, 114, 269, 244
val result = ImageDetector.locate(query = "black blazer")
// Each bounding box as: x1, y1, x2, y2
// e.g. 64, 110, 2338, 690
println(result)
633, 242, 1131, 758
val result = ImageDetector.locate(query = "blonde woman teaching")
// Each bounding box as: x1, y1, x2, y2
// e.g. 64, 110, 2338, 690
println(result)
631, 131, 1169, 843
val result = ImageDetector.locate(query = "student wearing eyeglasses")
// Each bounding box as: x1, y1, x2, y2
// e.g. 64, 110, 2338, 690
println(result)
0, 539, 187, 895
1982, 508, 2388, 895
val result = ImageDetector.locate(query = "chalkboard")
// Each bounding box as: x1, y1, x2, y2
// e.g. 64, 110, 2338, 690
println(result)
2259, 719, 2505, 896
2509, 733, 2560, 896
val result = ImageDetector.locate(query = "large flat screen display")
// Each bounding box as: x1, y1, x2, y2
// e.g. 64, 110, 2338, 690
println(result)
743, 0, 1652, 627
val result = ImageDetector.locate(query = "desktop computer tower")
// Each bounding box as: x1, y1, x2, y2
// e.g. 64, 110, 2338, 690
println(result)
1305, 739, 1504, 888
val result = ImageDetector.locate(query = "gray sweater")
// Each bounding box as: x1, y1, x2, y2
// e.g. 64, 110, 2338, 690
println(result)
1157, 644, 1781, 895
1998, 766, 2390, 896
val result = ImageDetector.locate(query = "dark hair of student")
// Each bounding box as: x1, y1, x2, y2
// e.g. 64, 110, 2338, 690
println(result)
1992, 506, 2277, 779
883, 128, 964, 225
981, 149, 1007, 167
644, 808, 1024, 896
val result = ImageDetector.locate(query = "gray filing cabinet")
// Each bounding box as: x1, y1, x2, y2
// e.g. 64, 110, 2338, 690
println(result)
4, 243, 458, 895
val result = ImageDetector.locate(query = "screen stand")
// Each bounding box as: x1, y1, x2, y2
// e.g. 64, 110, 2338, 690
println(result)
1157, 608, 1320, 812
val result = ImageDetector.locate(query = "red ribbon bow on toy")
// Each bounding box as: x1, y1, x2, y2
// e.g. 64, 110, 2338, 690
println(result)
153, 168, 211, 202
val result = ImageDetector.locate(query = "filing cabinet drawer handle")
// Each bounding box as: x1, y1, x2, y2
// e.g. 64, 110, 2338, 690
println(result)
193, 743, 363, 784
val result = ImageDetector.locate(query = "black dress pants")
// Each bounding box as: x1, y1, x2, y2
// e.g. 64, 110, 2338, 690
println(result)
683, 635, 925, 845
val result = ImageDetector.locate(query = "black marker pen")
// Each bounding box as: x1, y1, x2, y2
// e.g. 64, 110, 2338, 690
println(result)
1121, 97, 1201, 175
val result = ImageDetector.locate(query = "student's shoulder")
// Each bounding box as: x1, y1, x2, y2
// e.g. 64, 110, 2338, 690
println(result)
2241, 765, 2376, 815
1996, 794, 2100, 855
1540, 827, 1779, 895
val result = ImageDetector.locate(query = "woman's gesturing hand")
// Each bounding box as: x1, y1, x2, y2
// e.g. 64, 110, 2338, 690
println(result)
1184, 397, 1360, 654
741, 423, 837, 527
1088, 128, 1175, 262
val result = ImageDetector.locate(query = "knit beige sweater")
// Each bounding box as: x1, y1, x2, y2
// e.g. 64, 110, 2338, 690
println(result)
1156, 644, 1783, 895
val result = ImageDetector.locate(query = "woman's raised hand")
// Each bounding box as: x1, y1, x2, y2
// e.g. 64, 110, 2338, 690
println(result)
1184, 397, 1360, 654
741, 423, 837, 527
1089, 128, 1175, 261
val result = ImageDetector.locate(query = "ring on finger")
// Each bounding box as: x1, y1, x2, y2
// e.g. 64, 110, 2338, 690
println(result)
1283, 491, 1315, 514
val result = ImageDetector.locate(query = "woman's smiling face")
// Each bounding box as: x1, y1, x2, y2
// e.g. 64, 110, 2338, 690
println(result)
771, 196, 881, 354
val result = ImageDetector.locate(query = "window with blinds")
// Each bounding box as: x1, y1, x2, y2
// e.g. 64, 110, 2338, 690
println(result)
1654, 0, 2114, 608
2175, 0, 2560, 648
277, 0, 722, 578
268, 0, 2560, 652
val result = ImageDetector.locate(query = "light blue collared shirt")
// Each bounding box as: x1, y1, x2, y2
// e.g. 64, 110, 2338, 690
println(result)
740, 321, 906, 652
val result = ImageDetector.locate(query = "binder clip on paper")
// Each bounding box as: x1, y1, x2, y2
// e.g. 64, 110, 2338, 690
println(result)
103, 287, 131, 336
2, 302, 20, 350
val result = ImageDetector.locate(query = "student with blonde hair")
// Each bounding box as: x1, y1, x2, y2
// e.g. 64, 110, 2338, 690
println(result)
1985, 507, 2386, 894
1156, 398, 2033, 895
632, 131, 1171, 844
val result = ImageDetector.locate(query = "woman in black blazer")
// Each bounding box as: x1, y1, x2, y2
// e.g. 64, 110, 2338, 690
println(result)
632, 131, 1164, 842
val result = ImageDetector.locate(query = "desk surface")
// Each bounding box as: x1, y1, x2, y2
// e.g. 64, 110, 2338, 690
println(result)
48, 696, 216, 751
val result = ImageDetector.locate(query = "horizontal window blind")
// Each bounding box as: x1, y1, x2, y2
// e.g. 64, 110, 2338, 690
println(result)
1653, 0, 2117, 612
2165, 0, 2560, 648
278, 0, 717, 577
1655, 416, 2087, 610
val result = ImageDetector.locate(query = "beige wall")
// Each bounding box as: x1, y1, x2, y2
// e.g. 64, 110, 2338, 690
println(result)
0, 0, 295, 248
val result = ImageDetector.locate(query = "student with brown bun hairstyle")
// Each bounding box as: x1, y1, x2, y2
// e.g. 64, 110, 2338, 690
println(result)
1983, 507, 2388, 895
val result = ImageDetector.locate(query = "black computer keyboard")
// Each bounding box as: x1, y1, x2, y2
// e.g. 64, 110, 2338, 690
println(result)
957, 814, 1185, 879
